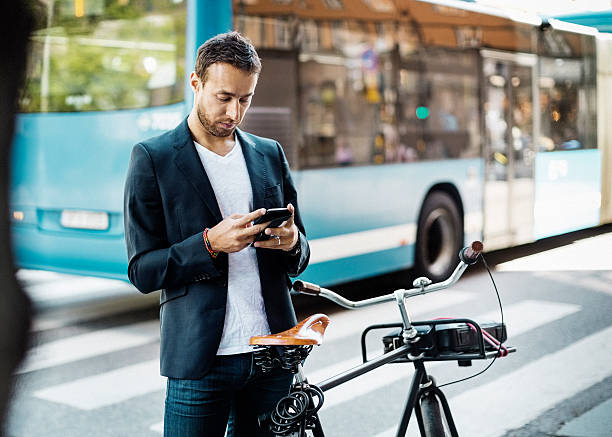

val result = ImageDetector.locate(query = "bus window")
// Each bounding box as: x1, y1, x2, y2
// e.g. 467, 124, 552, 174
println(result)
538, 32, 597, 152
298, 55, 391, 168
20, 0, 186, 113
296, 21, 397, 169
397, 49, 481, 162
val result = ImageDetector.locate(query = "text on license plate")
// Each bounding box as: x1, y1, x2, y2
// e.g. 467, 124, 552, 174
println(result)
60, 210, 109, 230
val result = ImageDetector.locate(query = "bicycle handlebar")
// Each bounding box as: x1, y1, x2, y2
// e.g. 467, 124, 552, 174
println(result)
293, 241, 484, 310
459, 240, 483, 265
292, 280, 321, 296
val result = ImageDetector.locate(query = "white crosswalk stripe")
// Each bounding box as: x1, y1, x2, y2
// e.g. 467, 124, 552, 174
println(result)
33, 360, 164, 410
18, 320, 159, 374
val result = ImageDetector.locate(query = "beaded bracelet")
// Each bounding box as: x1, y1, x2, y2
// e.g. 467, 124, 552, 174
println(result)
203, 228, 218, 259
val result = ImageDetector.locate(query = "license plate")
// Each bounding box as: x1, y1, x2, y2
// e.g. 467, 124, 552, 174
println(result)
60, 210, 109, 230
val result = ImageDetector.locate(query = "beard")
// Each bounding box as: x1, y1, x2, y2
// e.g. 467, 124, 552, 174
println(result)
197, 106, 234, 138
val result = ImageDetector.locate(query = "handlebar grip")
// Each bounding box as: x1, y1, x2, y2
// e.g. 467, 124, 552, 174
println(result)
459, 241, 483, 265
292, 280, 321, 296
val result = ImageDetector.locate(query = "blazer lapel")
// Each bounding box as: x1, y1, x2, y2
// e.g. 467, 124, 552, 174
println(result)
236, 128, 266, 210
173, 118, 223, 222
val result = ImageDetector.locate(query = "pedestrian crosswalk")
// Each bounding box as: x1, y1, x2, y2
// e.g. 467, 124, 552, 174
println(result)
9, 271, 612, 437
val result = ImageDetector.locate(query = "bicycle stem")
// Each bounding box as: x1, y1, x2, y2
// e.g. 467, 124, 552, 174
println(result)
397, 261, 471, 339
395, 289, 418, 340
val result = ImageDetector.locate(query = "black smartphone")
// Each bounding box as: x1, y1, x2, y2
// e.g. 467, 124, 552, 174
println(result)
252, 208, 292, 242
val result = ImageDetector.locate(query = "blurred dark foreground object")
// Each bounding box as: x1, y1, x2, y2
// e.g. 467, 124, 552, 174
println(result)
0, 1, 36, 433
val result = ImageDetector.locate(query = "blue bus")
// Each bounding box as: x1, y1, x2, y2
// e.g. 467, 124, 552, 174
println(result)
11, 0, 612, 287
555, 10, 612, 33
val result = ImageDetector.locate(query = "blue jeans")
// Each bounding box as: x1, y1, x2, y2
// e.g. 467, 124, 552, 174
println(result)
164, 352, 293, 437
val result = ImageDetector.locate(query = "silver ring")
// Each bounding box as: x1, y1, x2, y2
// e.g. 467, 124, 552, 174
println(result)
274, 235, 280, 245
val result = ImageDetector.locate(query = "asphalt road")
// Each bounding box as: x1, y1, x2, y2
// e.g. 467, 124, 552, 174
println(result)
5, 226, 612, 436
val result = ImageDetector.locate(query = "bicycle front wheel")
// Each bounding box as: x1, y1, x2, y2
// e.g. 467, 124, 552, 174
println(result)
419, 393, 447, 437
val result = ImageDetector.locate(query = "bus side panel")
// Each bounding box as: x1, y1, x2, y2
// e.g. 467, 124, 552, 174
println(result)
533, 149, 601, 239
294, 158, 483, 286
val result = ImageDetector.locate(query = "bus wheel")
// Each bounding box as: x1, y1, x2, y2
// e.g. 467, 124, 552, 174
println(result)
415, 191, 463, 282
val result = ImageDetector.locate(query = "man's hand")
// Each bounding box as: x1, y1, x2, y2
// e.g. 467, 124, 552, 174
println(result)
253, 203, 299, 251
206, 208, 268, 253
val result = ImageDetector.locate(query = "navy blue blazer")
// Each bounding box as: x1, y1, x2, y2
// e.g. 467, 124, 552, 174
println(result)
123, 118, 310, 379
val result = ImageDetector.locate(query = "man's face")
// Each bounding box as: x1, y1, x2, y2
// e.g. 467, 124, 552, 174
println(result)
192, 62, 258, 138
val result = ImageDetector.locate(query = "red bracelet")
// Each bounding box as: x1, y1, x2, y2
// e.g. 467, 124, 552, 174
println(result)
203, 228, 218, 259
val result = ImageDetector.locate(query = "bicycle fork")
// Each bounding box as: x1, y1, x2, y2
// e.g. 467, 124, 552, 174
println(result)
396, 360, 459, 437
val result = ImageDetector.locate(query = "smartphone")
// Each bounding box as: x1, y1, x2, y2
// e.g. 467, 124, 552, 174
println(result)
252, 208, 292, 242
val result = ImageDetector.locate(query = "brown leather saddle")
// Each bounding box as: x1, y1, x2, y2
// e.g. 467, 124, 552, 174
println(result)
250, 314, 330, 346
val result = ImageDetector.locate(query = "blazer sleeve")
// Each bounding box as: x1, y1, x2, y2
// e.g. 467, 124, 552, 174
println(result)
124, 143, 222, 293
277, 142, 310, 277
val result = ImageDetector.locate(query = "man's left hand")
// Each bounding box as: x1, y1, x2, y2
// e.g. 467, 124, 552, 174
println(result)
253, 203, 299, 251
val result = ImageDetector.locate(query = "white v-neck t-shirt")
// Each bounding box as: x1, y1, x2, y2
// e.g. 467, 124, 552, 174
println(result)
194, 137, 271, 355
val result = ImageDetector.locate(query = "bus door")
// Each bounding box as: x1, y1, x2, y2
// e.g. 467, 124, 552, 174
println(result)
482, 51, 538, 250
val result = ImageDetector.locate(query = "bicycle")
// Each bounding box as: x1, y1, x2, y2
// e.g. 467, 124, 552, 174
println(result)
249, 241, 516, 436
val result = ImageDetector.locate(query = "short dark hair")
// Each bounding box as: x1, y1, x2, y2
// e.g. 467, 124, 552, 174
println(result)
195, 31, 261, 83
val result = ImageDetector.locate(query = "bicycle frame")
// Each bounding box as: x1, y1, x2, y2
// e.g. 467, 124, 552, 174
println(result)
296, 320, 512, 437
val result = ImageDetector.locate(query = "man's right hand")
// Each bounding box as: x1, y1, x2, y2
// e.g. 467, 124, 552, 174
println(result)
206, 208, 268, 254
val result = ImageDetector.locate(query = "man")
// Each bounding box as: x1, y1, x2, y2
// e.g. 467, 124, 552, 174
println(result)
124, 31, 309, 436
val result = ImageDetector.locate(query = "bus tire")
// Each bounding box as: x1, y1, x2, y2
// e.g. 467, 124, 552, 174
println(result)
415, 191, 463, 282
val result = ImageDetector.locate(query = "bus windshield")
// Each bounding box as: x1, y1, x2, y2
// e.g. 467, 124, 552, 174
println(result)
20, 0, 186, 113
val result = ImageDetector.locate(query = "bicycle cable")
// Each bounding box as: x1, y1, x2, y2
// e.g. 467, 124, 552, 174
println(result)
265, 383, 325, 435
438, 253, 505, 389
